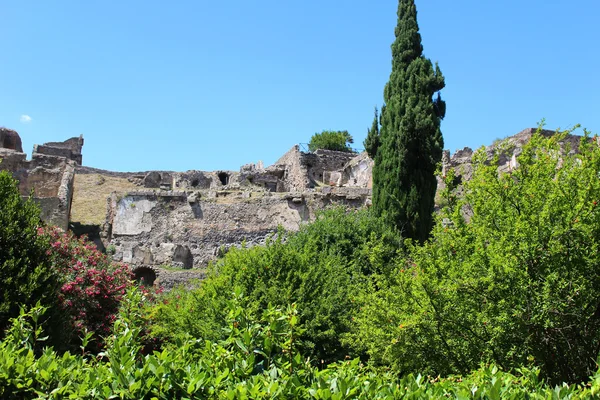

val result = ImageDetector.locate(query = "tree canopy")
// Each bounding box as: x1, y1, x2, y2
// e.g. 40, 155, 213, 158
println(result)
308, 130, 354, 153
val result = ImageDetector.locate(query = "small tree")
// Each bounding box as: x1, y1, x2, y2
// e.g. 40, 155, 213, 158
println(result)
308, 130, 354, 153
372, 0, 445, 242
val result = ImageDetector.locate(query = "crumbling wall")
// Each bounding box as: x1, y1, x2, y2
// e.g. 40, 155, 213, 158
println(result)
34, 135, 84, 165
272, 146, 358, 191
306, 149, 357, 187
103, 187, 371, 271
273, 145, 309, 192
342, 152, 373, 188
0, 130, 81, 230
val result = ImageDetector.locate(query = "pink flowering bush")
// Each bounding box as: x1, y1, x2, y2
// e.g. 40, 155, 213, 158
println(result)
39, 227, 134, 350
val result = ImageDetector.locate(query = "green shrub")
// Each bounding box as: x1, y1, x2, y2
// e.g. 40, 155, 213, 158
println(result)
308, 130, 355, 153
148, 208, 402, 364
1, 295, 599, 399
0, 171, 63, 343
354, 128, 600, 383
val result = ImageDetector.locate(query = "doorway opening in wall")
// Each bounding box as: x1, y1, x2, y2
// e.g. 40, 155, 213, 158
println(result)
218, 172, 229, 186
132, 267, 157, 287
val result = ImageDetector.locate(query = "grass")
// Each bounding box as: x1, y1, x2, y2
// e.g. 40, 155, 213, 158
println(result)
70, 173, 140, 226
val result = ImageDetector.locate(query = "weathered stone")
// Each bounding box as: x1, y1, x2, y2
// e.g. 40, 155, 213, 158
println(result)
173, 245, 193, 269
143, 171, 161, 188
0, 129, 80, 230
0, 128, 23, 152
33, 135, 84, 165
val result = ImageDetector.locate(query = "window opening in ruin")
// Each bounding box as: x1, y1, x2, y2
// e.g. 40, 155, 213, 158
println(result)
218, 172, 229, 186
3, 138, 15, 150
132, 267, 156, 287
191, 178, 200, 187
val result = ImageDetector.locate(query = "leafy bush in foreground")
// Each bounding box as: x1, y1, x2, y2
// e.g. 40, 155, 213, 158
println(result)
1, 293, 599, 399
148, 208, 402, 364
40, 227, 134, 351
354, 128, 600, 383
0, 171, 63, 343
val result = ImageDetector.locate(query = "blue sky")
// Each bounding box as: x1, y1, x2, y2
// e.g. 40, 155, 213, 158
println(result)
2, 1, 598, 172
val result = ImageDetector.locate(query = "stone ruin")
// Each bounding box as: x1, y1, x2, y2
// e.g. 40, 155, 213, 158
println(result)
438, 127, 583, 194
0, 126, 584, 288
0, 128, 83, 230
97, 145, 372, 288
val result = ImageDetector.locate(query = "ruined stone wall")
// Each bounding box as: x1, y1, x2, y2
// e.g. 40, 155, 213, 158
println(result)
0, 131, 81, 230
103, 186, 371, 273
273, 145, 309, 192
342, 152, 373, 188
34, 135, 84, 165
272, 146, 358, 191
304, 149, 357, 188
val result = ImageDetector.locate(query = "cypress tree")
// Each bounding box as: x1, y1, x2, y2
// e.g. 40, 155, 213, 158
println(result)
364, 107, 380, 159
372, 0, 445, 242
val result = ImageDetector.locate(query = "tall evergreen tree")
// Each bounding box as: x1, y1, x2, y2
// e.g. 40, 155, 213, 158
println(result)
364, 107, 380, 159
372, 0, 445, 242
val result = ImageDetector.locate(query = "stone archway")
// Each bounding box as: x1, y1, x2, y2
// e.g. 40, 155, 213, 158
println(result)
132, 266, 158, 286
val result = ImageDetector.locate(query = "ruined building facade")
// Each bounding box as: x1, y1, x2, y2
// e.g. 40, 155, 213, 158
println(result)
0, 126, 576, 287
0, 128, 83, 230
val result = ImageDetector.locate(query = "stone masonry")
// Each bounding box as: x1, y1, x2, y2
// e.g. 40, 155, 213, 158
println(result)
0, 128, 83, 230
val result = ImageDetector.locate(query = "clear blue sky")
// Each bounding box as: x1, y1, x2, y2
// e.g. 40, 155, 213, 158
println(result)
2, 1, 598, 172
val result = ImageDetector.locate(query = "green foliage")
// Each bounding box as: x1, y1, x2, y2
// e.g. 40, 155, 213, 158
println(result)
0, 171, 62, 341
355, 128, 600, 384
1, 296, 599, 399
41, 226, 134, 352
363, 107, 380, 159
308, 130, 354, 153
372, 0, 445, 242
148, 208, 402, 365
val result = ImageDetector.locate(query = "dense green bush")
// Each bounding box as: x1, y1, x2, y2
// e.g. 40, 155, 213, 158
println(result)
148, 208, 402, 364
0, 171, 63, 342
354, 128, 600, 383
1, 294, 599, 399
308, 130, 355, 153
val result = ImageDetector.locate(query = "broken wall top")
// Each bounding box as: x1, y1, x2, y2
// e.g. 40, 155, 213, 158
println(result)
33, 135, 84, 165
